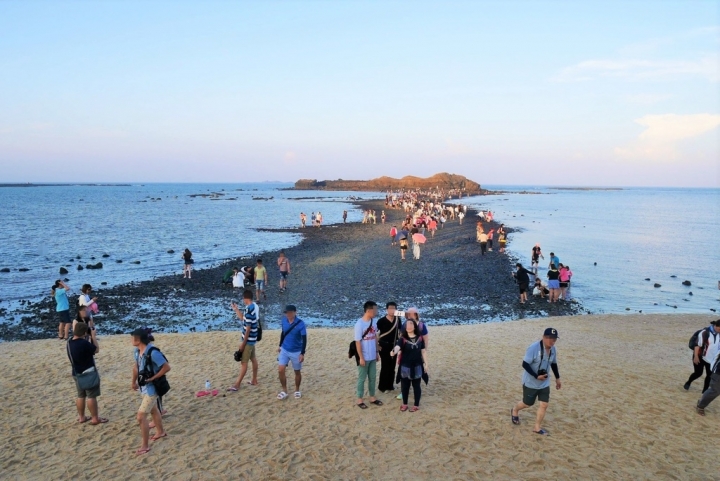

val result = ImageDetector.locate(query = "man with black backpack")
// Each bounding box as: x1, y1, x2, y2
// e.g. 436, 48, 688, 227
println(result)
131, 328, 171, 456
696, 320, 720, 416
277, 305, 307, 400
685, 320, 720, 392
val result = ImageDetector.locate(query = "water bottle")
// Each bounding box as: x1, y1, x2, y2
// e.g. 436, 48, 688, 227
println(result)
205, 380, 211, 392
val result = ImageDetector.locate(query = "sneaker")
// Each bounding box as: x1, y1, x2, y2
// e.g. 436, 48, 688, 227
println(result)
684, 382, 691, 391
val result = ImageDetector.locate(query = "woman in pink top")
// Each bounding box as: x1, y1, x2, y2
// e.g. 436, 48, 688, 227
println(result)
559, 264, 573, 300
428, 218, 438, 238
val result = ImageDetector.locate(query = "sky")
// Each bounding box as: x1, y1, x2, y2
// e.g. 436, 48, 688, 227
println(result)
0, 1, 718, 187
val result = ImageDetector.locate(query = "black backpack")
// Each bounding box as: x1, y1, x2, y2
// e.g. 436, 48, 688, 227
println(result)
689, 328, 706, 350
140, 347, 171, 397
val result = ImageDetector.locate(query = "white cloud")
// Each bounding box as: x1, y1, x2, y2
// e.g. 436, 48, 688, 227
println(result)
554, 56, 719, 82
615, 113, 720, 161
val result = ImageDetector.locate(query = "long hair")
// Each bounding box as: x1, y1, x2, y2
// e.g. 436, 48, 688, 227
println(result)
75, 305, 89, 322
402, 319, 419, 340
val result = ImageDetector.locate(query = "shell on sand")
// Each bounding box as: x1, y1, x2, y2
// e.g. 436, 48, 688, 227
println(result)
0, 313, 715, 479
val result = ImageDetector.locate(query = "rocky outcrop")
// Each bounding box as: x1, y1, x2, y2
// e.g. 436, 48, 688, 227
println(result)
294, 173, 484, 195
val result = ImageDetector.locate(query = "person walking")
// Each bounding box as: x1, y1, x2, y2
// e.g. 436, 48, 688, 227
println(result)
277, 305, 307, 400
277, 252, 291, 293
377, 302, 401, 393
52, 280, 72, 340
182, 248, 193, 279
688, 320, 720, 392
390, 225, 398, 246
412, 236, 421, 260
254, 259, 268, 301
131, 328, 170, 456
531, 244, 544, 274
391, 318, 428, 412
67, 322, 107, 425
511, 328, 562, 435
343, 210, 347, 223
300, 212, 306, 228
228, 290, 260, 391
354, 301, 382, 409
479, 231, 488, 256
487, 229, 494, 252
513, 263, 534, 304
696, 321, 720, 415
399, 232, 408, 261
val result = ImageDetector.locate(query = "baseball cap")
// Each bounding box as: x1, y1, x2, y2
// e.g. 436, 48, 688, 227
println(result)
284, 305, 297, 313
543, 328, 559, 338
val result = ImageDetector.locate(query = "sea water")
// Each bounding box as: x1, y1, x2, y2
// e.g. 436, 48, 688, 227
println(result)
0, 183, 378, 303
466, 187, 720, 316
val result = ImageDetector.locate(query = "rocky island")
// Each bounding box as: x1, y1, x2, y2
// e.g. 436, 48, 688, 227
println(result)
294, 172, 485, 196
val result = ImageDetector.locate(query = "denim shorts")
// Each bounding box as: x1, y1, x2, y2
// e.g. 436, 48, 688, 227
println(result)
255, 280, 265, 290
278, 348, 302, 371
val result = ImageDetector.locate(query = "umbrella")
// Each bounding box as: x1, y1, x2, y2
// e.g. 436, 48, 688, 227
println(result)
412, 233, 427, 244
396, 230, 409, 241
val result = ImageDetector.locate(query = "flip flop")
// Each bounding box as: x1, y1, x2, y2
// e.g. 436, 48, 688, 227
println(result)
370, 400, 383, 406
533, 429, 550, 436
294, 391, 301, 399
357, 402, 368, 409
90, 418, 108, 425
697, 405, 706, 416
246, 381, 258, 386
400, 405, 408, 412
409, 406, 419, 412
135, 447, 151, 456
277, 391, 288, 400
511, 408, 520, 425
226, 386, 238, 392
78, 416, 91, 423
151, 433, 167, 441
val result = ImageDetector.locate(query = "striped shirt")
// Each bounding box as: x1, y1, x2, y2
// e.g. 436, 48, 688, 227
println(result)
242, 302, 259, 345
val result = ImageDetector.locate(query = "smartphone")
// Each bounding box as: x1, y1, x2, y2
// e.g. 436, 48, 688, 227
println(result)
396, 310, 406, 318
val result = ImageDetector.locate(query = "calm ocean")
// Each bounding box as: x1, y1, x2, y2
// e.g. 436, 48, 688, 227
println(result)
0, 184, 717, 317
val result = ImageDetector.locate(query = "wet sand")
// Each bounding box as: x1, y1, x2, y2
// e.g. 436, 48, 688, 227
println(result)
0, 313, 715, 480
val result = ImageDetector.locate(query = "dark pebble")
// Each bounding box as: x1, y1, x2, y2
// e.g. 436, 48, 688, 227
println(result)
689, 292, 693, 296
593, 262, 597, 266
77, 265, 84, 271
131, 261, 141, 264
64, 278, 70, 282
644, 278, 650, 281
59, 267, 68, 275
670, 275, 677, 278
101, 282, 108, 285
0, 268, 9, 273
167, 250, 175, 254
86, 262, 103, 270
19, 268, 29, 272
102, 254, 110, 258
682, 280, 691, 286
654, 283, 661, 288
625, 307, 630, 311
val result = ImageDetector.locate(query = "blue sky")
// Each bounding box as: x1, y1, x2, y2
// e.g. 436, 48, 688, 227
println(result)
0, 1, 718, 186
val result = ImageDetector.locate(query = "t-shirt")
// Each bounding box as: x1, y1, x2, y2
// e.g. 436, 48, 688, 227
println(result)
515, 267, 533, 284
232, 272, 243, 288
396, 336, 425, 367
547, 269, 560, 281
242, 302, 259, 345
354, 318, 378, 360
549, 256, 560, 268
280, 317, 307, 353
254, 266, 267, 282
68, 338, 96, 375
522, 341, 557, 390
134, 343, 167, 396
559, 269, 572, 282
55, 288, 69, 312
377, 315, 400, 347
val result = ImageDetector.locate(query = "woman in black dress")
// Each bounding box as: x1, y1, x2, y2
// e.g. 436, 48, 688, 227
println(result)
377, 302, 401, 393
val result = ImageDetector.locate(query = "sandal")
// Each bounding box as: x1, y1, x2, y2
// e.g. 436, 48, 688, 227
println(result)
90, 417, 109, 425
277, 391, 288, 400
357, 402, 368, 409
294, 391, 302, 399
400, 405, 408, 412
78, 416, 91, 424
226, 386, 238, 392
511, 408, 520, 425
151, 433, 167, 441
409, 406, 419, 412
533, 429, 550, 436
135, 447, 151, 456
697, 405, 706, 416
370, 400, 383, 406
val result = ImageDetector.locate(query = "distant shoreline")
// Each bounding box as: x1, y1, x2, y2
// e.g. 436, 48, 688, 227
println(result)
0, 183, 132, 188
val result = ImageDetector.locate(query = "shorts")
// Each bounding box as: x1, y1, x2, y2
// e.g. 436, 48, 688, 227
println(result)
138, 394, 158, 414
58, 310, 71, 323
518, 282, 529, 294
74, 376, 101, 399
241, 344, 256, 363
255, 280, 265, 290
278, 348, 302, 371
548, 280, 560, 289
560, 281, 569, 288
280, 271, 289, 280
522, 385, 550, 406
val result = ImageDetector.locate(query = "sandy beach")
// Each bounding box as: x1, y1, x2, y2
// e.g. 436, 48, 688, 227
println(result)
1, 313, 716, 480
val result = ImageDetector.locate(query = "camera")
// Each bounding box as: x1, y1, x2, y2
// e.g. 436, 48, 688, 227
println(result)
396, 310, 406, 318
537, 369, 547, 377
137, 374, 148, 387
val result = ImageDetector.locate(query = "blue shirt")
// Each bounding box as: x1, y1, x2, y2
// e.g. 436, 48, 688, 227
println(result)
242, 302, 259, 345
280, 317, 307, 353
549, 256, 560, 268
522, 341, 557, 390
55, 288, 69, 312
134, 343, 167, 396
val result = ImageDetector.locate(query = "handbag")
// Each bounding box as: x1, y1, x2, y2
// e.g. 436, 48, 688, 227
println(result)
349, 323, 375, 363
67, 340, 100, 391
